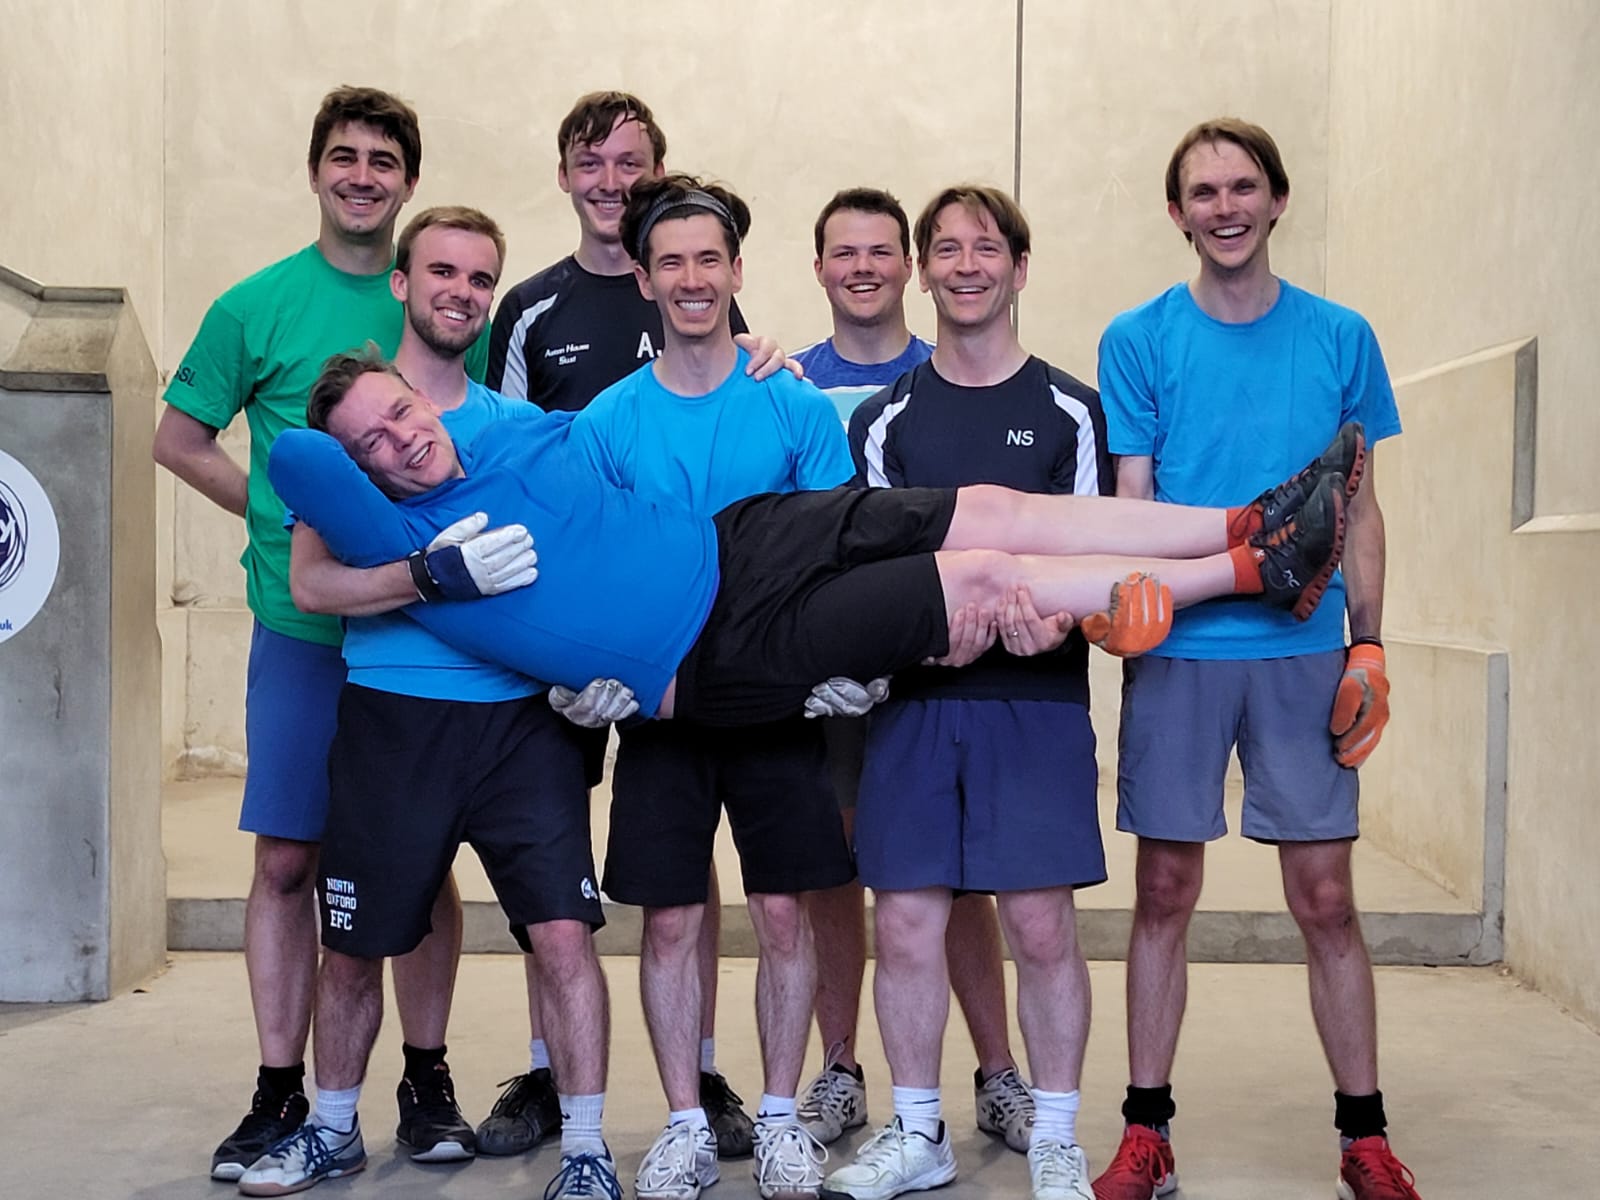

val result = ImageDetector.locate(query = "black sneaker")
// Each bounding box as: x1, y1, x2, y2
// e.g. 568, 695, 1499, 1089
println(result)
1240, 421, 1367, 539
1249, 470, 1346, 620
475, 1067, 562, 1157
699, 1070, 755, 1159
210, 1086, 310, 1181
396, 1065, 477, 1162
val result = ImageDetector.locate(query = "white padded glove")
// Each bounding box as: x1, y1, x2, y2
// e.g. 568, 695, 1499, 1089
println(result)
415, 511, 538, 599
804, 676, 891, 719
549, 678, 639, 728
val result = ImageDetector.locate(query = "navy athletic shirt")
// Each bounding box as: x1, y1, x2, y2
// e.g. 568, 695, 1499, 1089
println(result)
487, 255, 749, 413
848, 356, 1112, 705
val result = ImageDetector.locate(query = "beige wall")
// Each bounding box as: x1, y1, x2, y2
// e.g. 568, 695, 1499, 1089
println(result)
1328, 2, 1600, 1024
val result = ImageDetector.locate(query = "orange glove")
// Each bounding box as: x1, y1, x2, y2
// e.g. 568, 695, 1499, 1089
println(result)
1080, 572, 1172, 657
1329, 641, 1390, 767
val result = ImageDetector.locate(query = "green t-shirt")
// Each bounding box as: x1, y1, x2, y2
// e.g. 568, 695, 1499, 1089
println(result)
165, 243, 488, 645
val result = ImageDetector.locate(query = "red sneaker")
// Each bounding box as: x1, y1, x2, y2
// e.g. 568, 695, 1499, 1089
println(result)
1091, 1124, 1176, 1200
1337, 1136, 1422, 1200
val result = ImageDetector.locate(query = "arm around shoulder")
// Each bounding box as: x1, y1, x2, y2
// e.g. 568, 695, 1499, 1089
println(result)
289, 522, 418, 617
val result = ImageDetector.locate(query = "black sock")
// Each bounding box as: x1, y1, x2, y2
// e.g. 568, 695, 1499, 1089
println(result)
830, 1060, 864, 1081
1121, 1084, 1176, 1130
402, 1042, 449, 1079
258, 1063, 306, 1098
1334, 1090, 1387, 1142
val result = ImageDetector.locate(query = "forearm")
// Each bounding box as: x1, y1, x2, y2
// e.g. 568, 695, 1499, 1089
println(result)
154, 434, 248, 516
1342, 487, 1386, 641
290, 524, 417, 616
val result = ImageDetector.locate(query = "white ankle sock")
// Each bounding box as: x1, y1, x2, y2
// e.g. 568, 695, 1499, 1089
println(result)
530, 1038, 551, 1073
757, 1094, 796, 1124
559, 1092, 606, 1155
891, 1085, 942, 1139
669, 1105, 711, 1131
1030, 1088, 1080, 1146
700, 1038, 717, 1075
312, 1084, 361, 1133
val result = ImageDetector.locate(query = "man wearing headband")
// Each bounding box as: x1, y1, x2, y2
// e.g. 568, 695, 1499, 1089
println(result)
583, 171, 856, 1200
481, 91, 782, 1161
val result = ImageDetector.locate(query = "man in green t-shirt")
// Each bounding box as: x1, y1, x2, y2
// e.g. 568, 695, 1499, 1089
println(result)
154, 86, 482, 1180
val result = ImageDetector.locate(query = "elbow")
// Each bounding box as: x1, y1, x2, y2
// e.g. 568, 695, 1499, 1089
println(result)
288, 576, 333, 616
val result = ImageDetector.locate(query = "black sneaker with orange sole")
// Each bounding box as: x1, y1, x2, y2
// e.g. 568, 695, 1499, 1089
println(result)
1249, 471, 1347, 620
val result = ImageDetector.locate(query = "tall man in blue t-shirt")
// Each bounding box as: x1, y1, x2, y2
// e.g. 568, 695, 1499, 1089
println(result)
1092, 119, 1415, 1200
791, 189, 1031, 1162
242, 207, 618, 1200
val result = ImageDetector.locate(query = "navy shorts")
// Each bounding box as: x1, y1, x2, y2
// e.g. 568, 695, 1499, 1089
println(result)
240, 621, 347, 842
1116, 651, 1358, 843
855, 699, 1106, 892
603, 718, 855, 908
320, 685, 601, 958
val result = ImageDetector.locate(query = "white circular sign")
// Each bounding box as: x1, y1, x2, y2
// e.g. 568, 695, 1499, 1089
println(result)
0, 448, 61, 644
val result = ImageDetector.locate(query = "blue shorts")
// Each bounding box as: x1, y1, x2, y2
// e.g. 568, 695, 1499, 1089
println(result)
239, 621, 347, 842
1116, 651, 1358, 843
855, 699, 1106, 892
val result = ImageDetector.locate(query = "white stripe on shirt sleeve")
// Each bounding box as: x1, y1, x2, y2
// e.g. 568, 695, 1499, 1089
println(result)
1051, 384, 1104, 497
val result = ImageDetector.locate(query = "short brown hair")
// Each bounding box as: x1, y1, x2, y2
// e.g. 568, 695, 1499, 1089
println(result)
913, 185, 1030, 266
558, 91, 666, 166
621, 173, 752, 270
1165, 118, 1290, 241
308, 86, 422, 182
306, 344, 404, 434
813, 188, 911, 258
395, 206, 507, 275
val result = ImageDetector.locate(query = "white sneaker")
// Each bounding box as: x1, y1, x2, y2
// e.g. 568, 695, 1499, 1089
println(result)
819, 1117, 956, 1200
797, 1056, 868, 1145
974, 1066, 1034, 1153
237, 1119, 366, 1196
546, 1148, 624, 1200
636, 1122, 720, 1200
1027, 1137, 1093, 1200
753, 1120, 828, 1198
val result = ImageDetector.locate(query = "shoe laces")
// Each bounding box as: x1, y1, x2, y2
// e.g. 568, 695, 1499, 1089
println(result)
403, 1066, 460, 1114
799, 1057, 859, 1117
489, 1072, 538, 1112
235, 1089, 306, 1140
1342, 1138, 1421, 1200
852, 1119, 931, 1175
701, 1072, 745, 1112
755, 1122, 826, 1187
638, 1124, 702, 1188
544, 1151, 622, 1200
1104, 1127, 1165, 1184
981, 1068, 1032, 1122
274, 1122, 345, 1174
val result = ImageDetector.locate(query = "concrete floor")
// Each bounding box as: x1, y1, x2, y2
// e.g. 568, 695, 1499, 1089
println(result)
3, 953, 1598, 1200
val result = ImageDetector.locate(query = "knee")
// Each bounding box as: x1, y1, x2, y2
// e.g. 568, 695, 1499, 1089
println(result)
874, 895, 945, 969
750, 893, 806, 959
1133, 851, 1203, 925
526, 919, 597, 975
999, 898, 1075, 969
643, 905, 703, 960
1286, 874, 1359, 940
319, 948, 380, 995
947, 548, 1017, 601
254, 837, 318, 897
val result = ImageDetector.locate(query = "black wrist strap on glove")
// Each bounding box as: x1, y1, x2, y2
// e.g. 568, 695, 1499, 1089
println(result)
1350, 635, 1384, 649
406, 551, 444, 604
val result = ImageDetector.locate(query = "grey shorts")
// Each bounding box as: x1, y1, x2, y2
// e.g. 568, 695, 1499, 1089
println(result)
1115, 651, 1358, 843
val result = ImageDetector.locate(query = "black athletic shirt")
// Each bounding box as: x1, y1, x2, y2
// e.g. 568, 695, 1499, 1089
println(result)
847, 356, 1113, 705
487, 255, 748, 412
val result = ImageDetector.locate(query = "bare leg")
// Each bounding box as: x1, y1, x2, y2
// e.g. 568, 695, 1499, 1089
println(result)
748, 892, 817, 1097
526, 919, 610, 1095
996, 887, 1089, 1093
938, 548, 1238, 620
314, 950, 385, 1091
641, 904, 706, 1110
1127, 840, 1205, 1086
392, 872, 462, 1050
701, 866, 721, 1048
1280, 840, 1379, 1094
807, 808, 868, 1070
873, 888, 953, 1088
945, 484, 1230, 559
946, 894, 1016, 1077
245, 835, 320, 1067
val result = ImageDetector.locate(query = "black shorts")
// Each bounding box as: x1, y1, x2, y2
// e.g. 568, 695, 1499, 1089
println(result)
319, 685, 603, 959
602, 717, 855, 908
673, 487, 957, 726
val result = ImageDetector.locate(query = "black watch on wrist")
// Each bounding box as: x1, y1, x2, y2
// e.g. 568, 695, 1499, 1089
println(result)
406, 551, 444, 604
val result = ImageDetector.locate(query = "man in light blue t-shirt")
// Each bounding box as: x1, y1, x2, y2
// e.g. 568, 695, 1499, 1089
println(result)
1092, 119, 1415, 1200
790, 188, 1030, 1166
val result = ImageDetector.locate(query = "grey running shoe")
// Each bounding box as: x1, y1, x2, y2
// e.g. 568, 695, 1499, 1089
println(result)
636, 1121, 720, 1200
237, 1119, 366, 1196
754, 1120, 828, 1198
975, 1066, 1034, 1154
544, 1147, 624, 1200
1028, 1137, 1093, 1200
798, 1056, 868, 1145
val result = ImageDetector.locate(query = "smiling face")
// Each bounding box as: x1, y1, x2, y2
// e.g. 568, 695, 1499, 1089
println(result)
559, 114, 664, 251
392, 225, 501, 357
308, 120, 416, 246
634, 213, 742, 344
325, 370, 463, 499
815, 209, 913, 329
1168, 138, 1287, 278
918, 201, 1027, 333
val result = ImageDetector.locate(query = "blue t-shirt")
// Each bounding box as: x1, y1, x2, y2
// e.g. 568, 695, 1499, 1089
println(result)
339, 381, 544, 701
792, 335, 935, 424
1097, 280, 1402, 659
569, 347, 854, 514
268, 411, 720, 720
